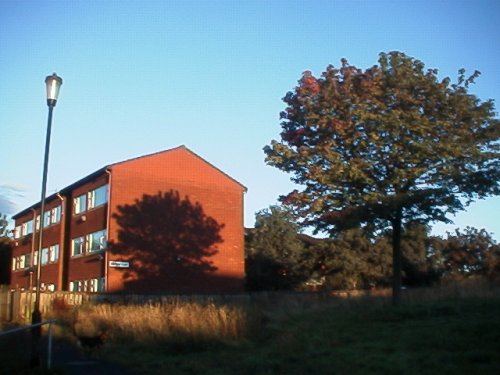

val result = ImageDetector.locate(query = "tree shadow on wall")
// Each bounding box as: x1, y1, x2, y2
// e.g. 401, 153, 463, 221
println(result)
108, 190, 224, 293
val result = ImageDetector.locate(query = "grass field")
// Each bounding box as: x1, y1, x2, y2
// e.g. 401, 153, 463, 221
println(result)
91, 284, 500, 375
101, 296, 500, 375
2, 283, 500, 374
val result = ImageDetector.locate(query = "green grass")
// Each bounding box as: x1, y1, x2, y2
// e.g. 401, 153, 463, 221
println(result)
3, 288, 500, 374
105, 296, 500, 375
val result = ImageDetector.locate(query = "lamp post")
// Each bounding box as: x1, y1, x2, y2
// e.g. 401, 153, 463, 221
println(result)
31, 73, 62, 367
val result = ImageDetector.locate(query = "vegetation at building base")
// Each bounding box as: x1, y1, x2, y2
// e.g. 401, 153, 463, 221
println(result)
264, 51, 500, 304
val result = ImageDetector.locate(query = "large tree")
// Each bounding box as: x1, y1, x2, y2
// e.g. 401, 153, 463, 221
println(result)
264, 51, 500, 304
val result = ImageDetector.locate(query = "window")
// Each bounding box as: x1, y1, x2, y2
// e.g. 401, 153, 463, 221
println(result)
49, 244, 59, 263
74, 194, 87, 214
89, 278, 105, 292
24, 253, 31, 269
33, 250, 38, 266
21, 221, 33, 236
15, 220, 34, 238
69, 281, 78, 292
12, 254, 31, 271
74, 185, 108, 215
46, 206, 61, 225
70, 278, 105, 293
43, 211, 51, 228
71, 236, 85, 256
89, 185, 108, 209
41, 248, 49, 265
14, 226, 21, 239
35, 215, 40, 231
87, 229, 107, 253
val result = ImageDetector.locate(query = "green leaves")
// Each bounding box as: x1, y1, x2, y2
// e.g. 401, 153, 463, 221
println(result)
264, 51, 500, 235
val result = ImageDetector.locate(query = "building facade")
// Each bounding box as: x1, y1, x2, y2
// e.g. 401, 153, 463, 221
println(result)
10, 146, 246, 294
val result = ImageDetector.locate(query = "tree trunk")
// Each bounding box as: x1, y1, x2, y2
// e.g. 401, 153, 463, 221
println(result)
391, 209, 403, 305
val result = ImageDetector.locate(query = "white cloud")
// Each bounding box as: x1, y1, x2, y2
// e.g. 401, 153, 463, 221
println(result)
0, 185, 25, 215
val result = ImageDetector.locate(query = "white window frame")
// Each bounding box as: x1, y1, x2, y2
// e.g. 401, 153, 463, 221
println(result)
87, 229, 107, 253
14, 226, 21, 239
49, 206, 61, 225
71, 236, 85, 256
88, 185, 108, 210
49, 244, 59, 263
43, 211, 51, 228
74, 194, 87, 214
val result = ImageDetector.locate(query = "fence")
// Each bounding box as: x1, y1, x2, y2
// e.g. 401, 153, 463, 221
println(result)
0, 319, 57, 369
0, 285, 398, 323
0, 286, 91, 323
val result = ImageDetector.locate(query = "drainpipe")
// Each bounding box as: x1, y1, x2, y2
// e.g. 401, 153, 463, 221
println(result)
29, 208, 37, 315
30, 208, 37, 280
56, 193, 65, 291
104, 169, 112, 292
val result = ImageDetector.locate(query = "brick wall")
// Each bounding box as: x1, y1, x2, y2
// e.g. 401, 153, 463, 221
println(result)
107, 147, 246, 293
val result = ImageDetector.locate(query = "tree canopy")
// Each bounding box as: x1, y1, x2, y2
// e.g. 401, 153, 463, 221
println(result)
245, 206, 308, 290
264, 51, 500, 303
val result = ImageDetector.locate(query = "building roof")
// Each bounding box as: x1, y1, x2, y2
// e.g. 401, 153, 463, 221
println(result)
12, 145, 246, 219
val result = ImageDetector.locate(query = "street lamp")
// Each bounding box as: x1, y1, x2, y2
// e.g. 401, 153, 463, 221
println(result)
31, 73, 62, 366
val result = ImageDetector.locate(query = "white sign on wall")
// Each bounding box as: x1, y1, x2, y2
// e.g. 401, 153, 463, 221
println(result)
109, 261, 130, 268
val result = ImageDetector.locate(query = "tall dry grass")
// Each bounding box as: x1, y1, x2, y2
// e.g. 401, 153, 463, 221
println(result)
58, 300, 253, 347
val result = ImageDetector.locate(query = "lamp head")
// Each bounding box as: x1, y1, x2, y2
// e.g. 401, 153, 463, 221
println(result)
45, 73, 63, 107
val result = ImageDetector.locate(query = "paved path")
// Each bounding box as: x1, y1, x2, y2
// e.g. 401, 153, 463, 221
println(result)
50, 338, 140, 375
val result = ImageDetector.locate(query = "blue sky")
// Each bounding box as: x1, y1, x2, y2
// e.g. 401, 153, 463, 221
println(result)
1, 0, 499, 240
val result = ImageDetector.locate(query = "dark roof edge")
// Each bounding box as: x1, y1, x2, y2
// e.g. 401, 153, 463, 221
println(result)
12, 167, 108, 219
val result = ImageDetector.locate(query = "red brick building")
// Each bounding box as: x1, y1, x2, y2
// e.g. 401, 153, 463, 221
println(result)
10, 146, 246, 294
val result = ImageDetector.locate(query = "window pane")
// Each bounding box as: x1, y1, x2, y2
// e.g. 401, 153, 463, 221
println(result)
99, 277, 105, 292
14, 226, 21, 239
88, 229, 107, 252
74, 194, 87, 214
51, 206, 61, 224
49, 244, 59, 262
41, 248, 49, 265
26, 220, 33, 235
71, 237, 84, 256
43, 211, 50, 227
93, 185, 108, 208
